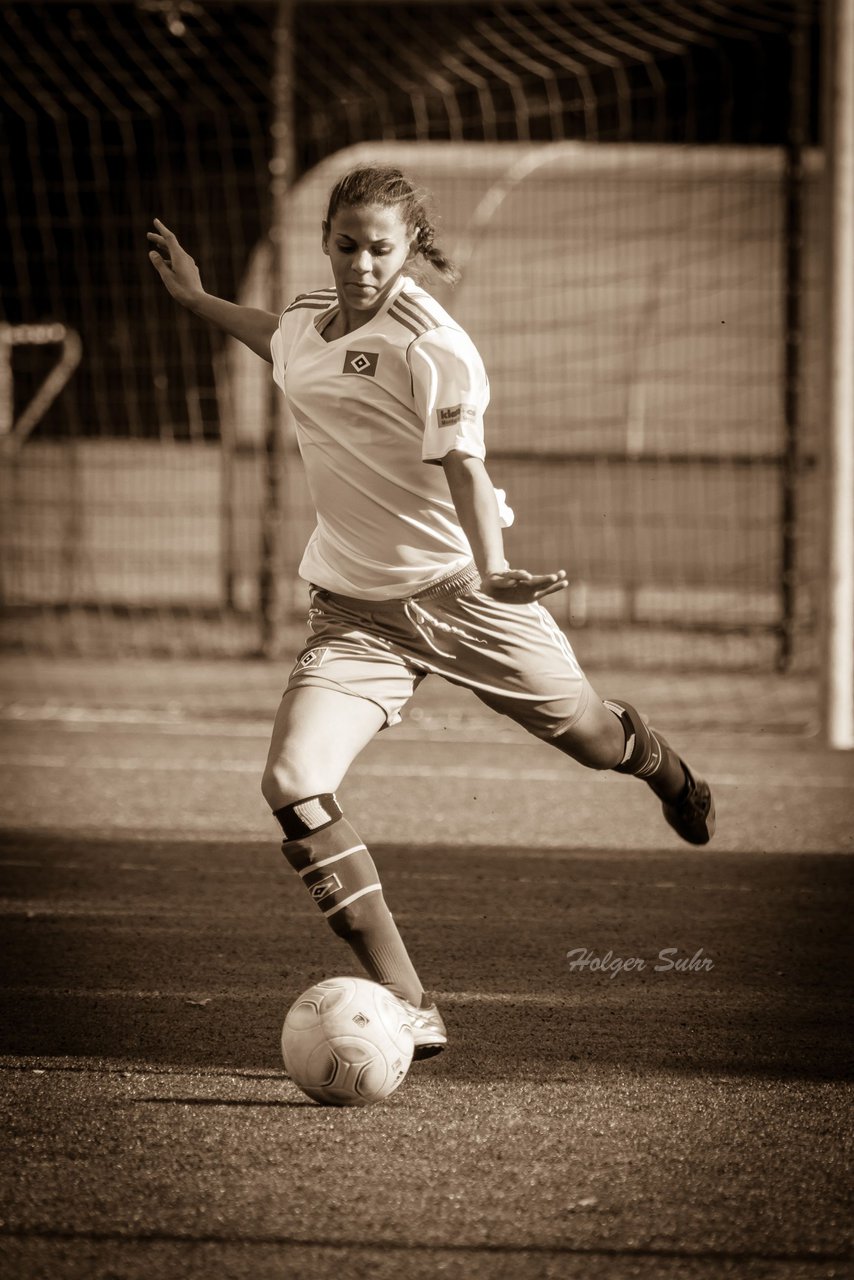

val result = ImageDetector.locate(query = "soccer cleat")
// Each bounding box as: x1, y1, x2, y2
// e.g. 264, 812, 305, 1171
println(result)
662, 765, 716, 846
400, 998, 447, 1060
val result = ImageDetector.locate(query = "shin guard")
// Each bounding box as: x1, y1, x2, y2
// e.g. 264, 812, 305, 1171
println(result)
275, 794, 381, 920
274, 794, 423, 1004
603, 700, 687, 801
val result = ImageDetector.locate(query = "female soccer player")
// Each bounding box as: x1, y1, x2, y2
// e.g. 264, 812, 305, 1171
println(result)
148, 165, 714, 1059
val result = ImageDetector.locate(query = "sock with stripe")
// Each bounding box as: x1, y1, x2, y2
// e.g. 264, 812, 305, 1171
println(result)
603, 699, 688, 804
274, 793, 423, 1006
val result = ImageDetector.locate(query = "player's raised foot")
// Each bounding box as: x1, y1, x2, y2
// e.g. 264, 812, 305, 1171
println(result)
400, 998, 447, 1059
662, 765, 716, 845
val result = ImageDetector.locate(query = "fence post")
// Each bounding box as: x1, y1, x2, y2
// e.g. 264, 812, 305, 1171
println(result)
779, 3, 810, 671
259, 0, 296, 658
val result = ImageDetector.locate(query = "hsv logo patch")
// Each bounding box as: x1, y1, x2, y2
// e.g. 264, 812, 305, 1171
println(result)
343, 349, 379, 377
309, 872, 342, 904
295, 647, 328, 670
438, 404, 477, 428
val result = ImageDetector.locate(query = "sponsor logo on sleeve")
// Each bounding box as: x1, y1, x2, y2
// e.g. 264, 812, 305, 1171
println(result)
343, 350, 379, 377
438, 404, 477, 428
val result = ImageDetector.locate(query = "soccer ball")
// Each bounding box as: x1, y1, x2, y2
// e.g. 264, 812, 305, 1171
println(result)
281, 976, 415, 1106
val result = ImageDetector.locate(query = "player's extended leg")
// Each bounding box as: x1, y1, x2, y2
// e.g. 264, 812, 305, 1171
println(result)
261, 684, 447, 1057
426, 588, 714, 846
551, 695, 715, 845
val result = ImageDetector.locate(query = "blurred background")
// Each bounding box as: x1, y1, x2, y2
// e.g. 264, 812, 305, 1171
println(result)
0, 0, 831, 676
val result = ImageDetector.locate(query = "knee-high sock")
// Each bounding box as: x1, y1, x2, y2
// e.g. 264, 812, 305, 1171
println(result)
277, 799, 423, 1005
603, 700, 688, 803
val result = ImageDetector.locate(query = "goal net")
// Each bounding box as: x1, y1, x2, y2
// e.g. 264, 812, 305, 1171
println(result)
0, 0, 822, 669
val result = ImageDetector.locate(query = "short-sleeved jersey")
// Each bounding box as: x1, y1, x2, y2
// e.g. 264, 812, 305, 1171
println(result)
270, 274, 512, 600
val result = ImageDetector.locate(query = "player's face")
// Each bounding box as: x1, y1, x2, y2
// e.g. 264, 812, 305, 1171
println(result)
323, 204, 415, 318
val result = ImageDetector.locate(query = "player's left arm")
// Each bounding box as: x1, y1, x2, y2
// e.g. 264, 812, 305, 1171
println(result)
441, 450, 568, 603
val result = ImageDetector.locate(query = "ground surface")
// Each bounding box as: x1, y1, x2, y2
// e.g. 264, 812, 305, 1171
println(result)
0, 655, 852, 1280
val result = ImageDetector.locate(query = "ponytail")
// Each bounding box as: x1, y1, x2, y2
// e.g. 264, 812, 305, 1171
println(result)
415, 223, 461, 285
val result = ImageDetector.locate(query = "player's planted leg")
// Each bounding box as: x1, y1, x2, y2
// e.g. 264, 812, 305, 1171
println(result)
275, 793, 447, 1057
603, 699, 715, 845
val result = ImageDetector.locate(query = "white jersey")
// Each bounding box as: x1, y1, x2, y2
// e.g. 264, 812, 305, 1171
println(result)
270, 274, 512, 600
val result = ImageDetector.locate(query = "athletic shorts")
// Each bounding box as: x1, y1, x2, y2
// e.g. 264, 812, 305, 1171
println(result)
285, 560, 592, 740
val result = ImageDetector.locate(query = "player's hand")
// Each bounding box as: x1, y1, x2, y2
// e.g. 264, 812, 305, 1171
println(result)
480, 568, 569, 603
147, 219, 204, 307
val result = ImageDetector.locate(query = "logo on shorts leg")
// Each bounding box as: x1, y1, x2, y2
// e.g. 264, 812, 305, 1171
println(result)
295, 647, 329, 671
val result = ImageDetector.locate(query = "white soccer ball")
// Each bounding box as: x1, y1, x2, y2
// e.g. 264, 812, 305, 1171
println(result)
281, 976, 415, 1106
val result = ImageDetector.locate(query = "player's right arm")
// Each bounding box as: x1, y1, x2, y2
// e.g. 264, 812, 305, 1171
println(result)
147, 219, 277, 363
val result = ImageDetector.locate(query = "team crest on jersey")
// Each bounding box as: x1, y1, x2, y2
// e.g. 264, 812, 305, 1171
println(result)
343, 349, 379, 377
438, 404, 477, 428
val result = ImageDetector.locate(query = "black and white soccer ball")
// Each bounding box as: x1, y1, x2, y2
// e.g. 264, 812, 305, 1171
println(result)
281, 976, 415, 1106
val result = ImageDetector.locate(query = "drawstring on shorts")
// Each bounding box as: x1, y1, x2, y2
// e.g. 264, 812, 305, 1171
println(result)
403, 595, 488, 660
402, 562, 487, 660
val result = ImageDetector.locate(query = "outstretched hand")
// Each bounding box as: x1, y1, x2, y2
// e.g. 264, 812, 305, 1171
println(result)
147, 219, 204, 307
480, 568, 569, 603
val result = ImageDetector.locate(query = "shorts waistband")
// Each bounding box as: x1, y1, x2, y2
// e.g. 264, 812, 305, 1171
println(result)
412, 561, 481, 602
318, 561, 481, 612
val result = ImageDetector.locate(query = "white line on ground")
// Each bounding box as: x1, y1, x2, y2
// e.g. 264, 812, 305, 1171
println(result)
0, 707, 800, 742
0, 985, 579, 1006
0, 754, 849, 788
0, 707, 518, 741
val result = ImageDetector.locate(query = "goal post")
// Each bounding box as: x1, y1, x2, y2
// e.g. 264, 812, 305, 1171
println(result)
0, 324, 82, 450
823, 0, 854, 749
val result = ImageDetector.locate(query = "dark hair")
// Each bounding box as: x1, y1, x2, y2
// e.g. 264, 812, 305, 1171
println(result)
324, 165, 460, 285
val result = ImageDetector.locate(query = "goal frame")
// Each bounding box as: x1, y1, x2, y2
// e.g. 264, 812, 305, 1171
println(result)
822, 0, 854, 749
